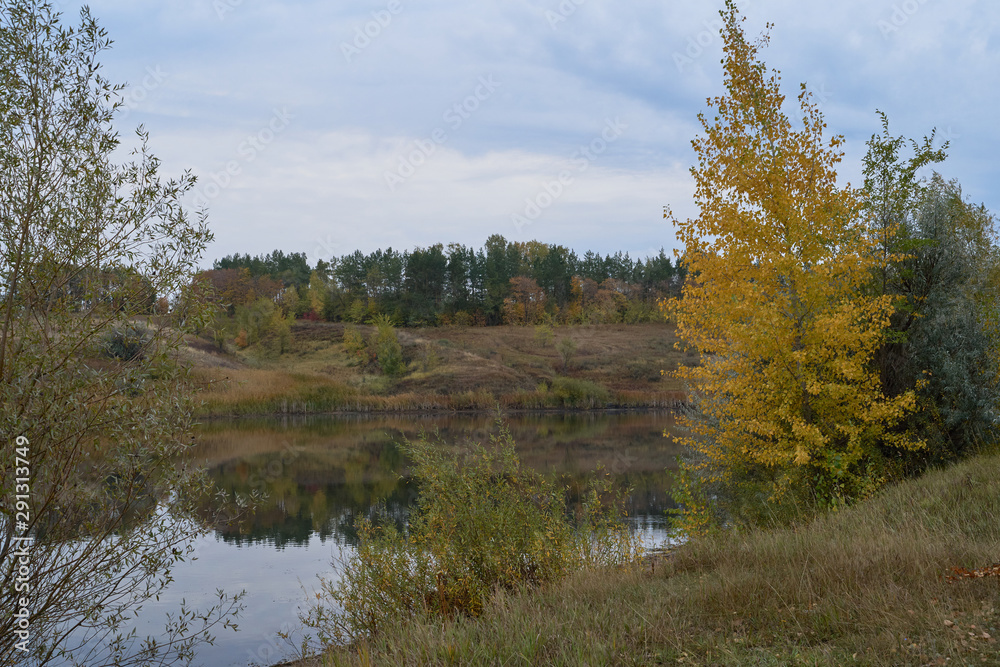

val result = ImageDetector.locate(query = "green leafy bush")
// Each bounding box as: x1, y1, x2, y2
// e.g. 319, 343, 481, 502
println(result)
341, 317, 405, 375
533, 323, 554, 347
341, 325, 367, 360
232, 297, 291, 357
549, 376, 610, 408
303, 422, 641, 644
370, 315, 404, 376
863, 119, 1000, 467
101, 324, 149, 361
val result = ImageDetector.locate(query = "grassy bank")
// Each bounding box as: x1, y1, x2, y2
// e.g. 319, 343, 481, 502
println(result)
186, 322, 688, 416
191, 365, 686, 416
295, 450, 1000, 666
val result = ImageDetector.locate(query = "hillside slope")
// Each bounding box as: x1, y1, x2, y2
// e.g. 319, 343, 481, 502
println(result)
186, 322, 690, 415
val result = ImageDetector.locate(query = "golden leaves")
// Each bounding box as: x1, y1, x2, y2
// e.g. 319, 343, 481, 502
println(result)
667, 1, 918, 514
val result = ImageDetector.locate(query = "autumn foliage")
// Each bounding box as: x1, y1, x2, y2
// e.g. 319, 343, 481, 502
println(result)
666, 2, 922, 528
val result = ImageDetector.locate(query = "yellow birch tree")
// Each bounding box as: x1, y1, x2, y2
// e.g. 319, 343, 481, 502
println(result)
665, 1, 921, 526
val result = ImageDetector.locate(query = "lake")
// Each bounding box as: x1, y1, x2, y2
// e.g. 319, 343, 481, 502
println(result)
134, 411, 683, 666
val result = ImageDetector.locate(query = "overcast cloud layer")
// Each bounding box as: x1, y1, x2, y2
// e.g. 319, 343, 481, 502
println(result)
56, 0, 1000, 266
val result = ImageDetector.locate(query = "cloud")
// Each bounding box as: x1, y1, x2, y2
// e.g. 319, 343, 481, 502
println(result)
61, 0, 1000, 266
159, 124, 693, 262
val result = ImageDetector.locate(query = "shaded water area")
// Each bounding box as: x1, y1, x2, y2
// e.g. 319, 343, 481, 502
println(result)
141, 411, 684, 666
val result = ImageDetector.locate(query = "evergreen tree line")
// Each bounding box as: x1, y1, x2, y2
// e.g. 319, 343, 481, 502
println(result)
198, 234, 685, 326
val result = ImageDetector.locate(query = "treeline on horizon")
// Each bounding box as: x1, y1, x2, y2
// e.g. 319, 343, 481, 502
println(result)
196, 234, 686, 327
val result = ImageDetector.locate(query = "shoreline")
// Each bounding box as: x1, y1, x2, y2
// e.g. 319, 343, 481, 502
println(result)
185, 322, 690, 419
194, 403, 687, 421
265, 548, 681, 667
259, 451, 1000, 665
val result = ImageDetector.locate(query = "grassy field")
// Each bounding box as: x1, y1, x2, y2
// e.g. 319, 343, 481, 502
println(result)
289, 448, 1000, 666
185, 322, 689, 416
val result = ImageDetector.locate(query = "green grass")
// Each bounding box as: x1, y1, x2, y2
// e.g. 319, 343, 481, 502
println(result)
303, 451, 1000, 666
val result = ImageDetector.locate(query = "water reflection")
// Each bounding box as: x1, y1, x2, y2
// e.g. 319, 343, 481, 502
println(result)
51, 413, 684, 667
196, 438, 414, 547
190, 412, 683, 549
166, 412, 682, 665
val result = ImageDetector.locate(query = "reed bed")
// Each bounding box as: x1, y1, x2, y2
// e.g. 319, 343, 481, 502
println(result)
192, 367, 686, 416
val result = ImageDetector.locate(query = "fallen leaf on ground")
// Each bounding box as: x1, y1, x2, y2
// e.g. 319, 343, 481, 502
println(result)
946, 562, 1000, 582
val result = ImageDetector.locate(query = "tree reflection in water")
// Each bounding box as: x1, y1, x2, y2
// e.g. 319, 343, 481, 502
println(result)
190, 412, 683, 549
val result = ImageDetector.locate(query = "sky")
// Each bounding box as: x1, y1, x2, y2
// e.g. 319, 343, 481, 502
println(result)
54, 0, 1000, 268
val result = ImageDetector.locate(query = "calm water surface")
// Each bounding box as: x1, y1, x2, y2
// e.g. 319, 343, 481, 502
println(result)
138, 411, 683, 666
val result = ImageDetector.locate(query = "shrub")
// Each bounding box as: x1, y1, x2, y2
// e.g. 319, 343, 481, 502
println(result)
622, 300, 657, 323
533, 323, 554, 347
347, 299, 368, 323
341, 325, 367, 360
625, 358, 660, 382
555, 336, 576, 371
369, 314, 404, 376
303, 422, 641, 644
864, 124, 1000, 467
101, 324, 149, 361
417, 342, 440, 372
549, 376, 610, 408
209, 313, 230, 351
0, 3, 240, 661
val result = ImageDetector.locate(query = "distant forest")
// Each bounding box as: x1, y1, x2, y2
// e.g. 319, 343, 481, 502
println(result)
196, 234, 685, 326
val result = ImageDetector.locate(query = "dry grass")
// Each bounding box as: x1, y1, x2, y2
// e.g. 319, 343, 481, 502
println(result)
189, 322, 688, 416
417, 322, 687, 394
296, 451, 1000, 666
191, 366, 356, 414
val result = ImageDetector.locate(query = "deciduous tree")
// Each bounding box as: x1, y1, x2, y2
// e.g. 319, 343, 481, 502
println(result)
666, 2, 919, 526
503, 276, 546, 325
863, 120, 1000, 464
0, 2, 239, 662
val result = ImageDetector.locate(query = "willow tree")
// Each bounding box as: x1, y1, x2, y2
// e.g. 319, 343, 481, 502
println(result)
863, 119, 1000, 466
665, 2, 920, 529
0, 2, 240, 664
